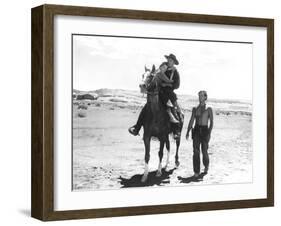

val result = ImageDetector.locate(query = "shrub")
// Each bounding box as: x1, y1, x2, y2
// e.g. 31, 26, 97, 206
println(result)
78, 104, 88, 110
78, 111, 87, 118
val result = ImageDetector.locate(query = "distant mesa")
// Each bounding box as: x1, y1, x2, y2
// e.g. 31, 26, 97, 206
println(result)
73, 90, 99, 101
72, 88, 252, 115
76, 93, 98, 100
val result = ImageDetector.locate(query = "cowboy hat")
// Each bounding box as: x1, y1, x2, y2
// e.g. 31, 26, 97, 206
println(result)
164, 53, 179, 65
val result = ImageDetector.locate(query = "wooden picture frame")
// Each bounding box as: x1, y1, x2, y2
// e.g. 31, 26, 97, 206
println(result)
31, 4, 274, 221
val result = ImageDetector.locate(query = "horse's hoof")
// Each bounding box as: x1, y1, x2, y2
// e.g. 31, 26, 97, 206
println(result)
175, 161, 180, 168
141, 175, 148, 183
156, 170, 162, 177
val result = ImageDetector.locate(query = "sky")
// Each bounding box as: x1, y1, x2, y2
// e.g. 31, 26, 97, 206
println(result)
73, 35, 252, 101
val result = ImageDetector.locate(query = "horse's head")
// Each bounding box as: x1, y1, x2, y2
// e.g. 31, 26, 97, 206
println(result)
139, 65, 161, 114
139, 65, 157, 94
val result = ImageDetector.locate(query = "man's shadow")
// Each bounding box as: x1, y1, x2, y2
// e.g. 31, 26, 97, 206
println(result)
119, 168, 176, 188
178, 172, 207, 184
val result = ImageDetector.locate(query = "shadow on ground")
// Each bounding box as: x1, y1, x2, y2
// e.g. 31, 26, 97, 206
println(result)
177, 172, 207, 184
119, 168, 176, 188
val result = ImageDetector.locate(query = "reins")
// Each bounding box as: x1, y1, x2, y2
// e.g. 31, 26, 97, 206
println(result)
146, 91, 159, 96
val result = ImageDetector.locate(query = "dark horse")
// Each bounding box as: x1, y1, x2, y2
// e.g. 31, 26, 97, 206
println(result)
140, 65, 184, 183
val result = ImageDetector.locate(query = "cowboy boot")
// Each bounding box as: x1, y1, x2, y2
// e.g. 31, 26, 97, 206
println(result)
167, 108, 179, 123
174, 101, 184, 121
171, 107, 180, 121
128, 125, 140, 136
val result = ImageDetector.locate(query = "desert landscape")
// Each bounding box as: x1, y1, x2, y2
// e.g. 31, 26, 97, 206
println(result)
72, 89, 252, 191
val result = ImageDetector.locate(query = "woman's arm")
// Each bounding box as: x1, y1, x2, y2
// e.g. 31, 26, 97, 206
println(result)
157, 72, 173, 83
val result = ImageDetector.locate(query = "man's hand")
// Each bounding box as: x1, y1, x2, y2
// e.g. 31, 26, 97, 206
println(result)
186, 133, 189, 140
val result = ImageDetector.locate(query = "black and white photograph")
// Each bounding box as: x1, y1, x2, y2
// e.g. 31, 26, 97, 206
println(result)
72, 34, 253, 191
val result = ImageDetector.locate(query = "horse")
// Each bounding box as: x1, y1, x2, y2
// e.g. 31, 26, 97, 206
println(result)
139, 65, 184, 183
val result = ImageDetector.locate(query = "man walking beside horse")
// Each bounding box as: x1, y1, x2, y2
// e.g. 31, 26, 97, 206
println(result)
186, 90, 214, 178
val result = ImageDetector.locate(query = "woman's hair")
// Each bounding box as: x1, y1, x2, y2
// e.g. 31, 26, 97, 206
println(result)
159, 62, 168, 68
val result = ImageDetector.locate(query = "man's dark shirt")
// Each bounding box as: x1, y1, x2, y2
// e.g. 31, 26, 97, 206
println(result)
158, 67, 180, 104
165, 67, 180, 90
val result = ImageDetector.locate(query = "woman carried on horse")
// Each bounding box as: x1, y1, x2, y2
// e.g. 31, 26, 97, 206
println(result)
128, 53, 183, 136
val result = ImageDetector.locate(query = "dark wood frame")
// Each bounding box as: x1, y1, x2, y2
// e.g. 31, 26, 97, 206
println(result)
31, 4, 274, 221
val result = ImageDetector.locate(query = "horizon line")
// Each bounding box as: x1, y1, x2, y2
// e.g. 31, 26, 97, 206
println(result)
73, 87, 252, 103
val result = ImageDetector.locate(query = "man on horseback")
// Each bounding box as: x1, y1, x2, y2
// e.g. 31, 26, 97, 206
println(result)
154, 62, 181, 123
128, 53, 182, 136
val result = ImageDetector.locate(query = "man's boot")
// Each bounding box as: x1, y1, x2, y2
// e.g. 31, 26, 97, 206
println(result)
128, 125, 140, 136
167, 108, 179, 123
173, 101, 184, 121
171, 107, 180, 121
128, 104, 146, 136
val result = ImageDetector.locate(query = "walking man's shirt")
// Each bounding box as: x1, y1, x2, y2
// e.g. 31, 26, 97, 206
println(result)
186, 91, 214, 178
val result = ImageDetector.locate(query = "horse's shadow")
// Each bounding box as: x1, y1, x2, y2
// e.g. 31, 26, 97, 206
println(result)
119, 168, 176, 188
177, 172, 207, 184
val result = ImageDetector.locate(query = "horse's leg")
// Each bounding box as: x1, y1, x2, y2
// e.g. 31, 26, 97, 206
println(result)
175, 138, 181, 167
141, 136, 151, 183
164, 136, 170, 170
156, 140, 165, 177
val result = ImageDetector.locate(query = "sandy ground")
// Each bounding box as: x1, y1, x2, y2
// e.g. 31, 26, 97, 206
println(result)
72, 101, 252, 191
